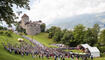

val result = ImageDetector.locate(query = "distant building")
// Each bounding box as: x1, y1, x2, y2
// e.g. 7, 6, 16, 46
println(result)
20, 14, 44, 35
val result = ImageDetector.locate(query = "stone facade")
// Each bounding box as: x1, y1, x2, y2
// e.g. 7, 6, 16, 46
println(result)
20, 14, 43, 35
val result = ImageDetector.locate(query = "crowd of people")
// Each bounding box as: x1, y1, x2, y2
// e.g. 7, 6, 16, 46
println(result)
2, 42, 94, 60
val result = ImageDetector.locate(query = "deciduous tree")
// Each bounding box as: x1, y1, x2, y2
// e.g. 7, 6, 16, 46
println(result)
0, 0, 30, 25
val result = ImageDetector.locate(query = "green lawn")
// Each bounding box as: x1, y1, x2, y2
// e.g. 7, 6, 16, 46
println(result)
0, 31, 105, 60
0, 31, 35, 60
64, 49, 83, 53
27, 33, 57, 48
0, 31, 35, 46
0, 31, 58, 60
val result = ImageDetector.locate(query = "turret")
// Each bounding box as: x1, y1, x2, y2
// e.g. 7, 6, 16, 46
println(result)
21, 14, 29, 29
21, 14, 29, 24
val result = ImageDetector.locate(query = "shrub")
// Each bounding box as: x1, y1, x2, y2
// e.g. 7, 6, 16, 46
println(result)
0, 31, 3, 35
5, 32, 12, 37
99, 46, 105, 53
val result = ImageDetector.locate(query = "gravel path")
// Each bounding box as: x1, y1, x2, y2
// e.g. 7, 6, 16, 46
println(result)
22, 35, 45, 48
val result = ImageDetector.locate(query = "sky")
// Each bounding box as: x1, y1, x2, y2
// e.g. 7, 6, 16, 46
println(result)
16, 0, 105, 25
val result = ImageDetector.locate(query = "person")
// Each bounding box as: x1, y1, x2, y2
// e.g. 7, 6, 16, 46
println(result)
62, 57, 65, 60
54, 55, 57, 60
39, 54, 40, 58
9, 49, 12, 53
25, 51, 29, 56
61, 55, 63, 60
58, 54, 61, 60
76, 54, 79, 60
41, 53, 43, 58
14, 50, 18, 54
21, 52, 24, 57
46, 53, 49, 59
90, 55, 93, 60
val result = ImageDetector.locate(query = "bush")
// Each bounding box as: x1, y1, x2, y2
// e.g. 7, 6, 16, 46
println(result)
5, 32, 12, 37
99, 46, 105, 53
40, 23, 46, 32
0, 26, 7, 30
0, 26, 4, 30
0, 31, 3, 35
100, 53, 105, 57
45, 29, 49, 33
3, 27, 7, 30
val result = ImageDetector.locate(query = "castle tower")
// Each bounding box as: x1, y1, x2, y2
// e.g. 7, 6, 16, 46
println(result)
21, 14, 29, 29
20, 14, 43, 35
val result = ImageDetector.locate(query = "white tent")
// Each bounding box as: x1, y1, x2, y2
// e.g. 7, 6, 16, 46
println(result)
81, 44, 91, 49
88, 47, 100, 57
80, 44, 100, 57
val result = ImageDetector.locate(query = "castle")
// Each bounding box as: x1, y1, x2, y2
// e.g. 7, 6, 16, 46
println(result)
20, 14, 44, 35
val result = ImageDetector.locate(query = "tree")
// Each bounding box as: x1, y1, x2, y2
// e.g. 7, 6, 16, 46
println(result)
61, 31, 74, 46
73, 24, 85, 45
92, 24, 100, 44
40, 23, 46, 32
0, 26, 7, 30
53, 28, 62, 42
84, 28, 95, 46
83, 24, 100, 46
98, 29, 105, 52
48, 26, 57, 38
0, 26, 4, 30
48, 32, 53, 38
99, 29, 105, 46
0, 0, 30, 25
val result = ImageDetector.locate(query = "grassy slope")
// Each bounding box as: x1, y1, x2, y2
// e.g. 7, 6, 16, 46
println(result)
64, 50, 83, 53
0, 31, 105, 60
27, 33, 57, 48
0, 31, 57, 60
0, 31, 34, 60
0, 31, 55, 60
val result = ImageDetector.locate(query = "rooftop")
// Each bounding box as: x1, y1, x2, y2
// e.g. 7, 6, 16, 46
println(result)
21, 14, 29, 18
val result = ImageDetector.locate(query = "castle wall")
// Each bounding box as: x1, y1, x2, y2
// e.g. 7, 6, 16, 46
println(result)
20, 14, 42, 35
26, 24, 41, 35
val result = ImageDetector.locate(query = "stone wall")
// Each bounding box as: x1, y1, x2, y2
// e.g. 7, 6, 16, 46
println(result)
20, 14, 42, 35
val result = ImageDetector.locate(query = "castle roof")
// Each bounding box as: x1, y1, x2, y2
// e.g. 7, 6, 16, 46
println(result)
21, 14, 29, 18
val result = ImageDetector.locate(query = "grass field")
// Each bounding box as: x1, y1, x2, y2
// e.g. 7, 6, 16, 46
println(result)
0, 31, 58, 60
0, 31, 105, 60
27, 33, 58, 48
64, 49, 83, 53
0, 31, 33, 60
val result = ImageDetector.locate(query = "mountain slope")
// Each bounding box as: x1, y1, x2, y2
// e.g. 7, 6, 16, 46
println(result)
47, 12, 105, 29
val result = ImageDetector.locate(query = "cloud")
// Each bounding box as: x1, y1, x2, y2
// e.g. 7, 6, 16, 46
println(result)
24, 0, 105, 25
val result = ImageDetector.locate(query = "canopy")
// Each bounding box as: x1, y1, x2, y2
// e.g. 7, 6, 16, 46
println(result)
88, 47, 100, 57
80, 44, 100, 57
81, 44, 91, 49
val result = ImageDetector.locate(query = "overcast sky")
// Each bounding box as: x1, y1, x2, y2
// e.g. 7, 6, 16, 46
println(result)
16, 0, 105, 25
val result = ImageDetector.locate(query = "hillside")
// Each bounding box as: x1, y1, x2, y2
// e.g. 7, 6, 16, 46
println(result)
0, 31, 105, 60
0, 31, 56, 60
26, 33, 57, 48
0, 31, 72, 60
0, 31, 34, 60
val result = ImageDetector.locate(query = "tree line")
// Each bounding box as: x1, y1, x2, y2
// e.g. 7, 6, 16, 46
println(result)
47, 24, 105, 52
